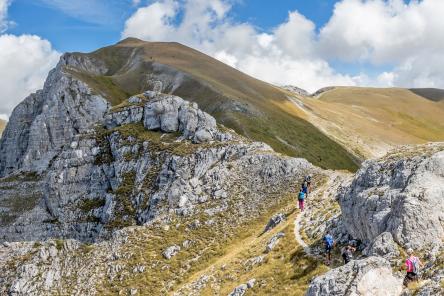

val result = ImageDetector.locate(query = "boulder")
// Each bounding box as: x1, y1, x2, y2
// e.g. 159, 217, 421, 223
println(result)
163, 245, 181, 259
228, 284, 248, 296
307, 257, 403, 296
264, 213, 286, 233
265, 232, 285, 253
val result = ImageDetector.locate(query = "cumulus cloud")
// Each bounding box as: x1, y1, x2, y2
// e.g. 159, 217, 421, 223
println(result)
319, 0, 444, 88
0, 1, 60, 119
122, 0, 444, 91
0, 35, 60, 119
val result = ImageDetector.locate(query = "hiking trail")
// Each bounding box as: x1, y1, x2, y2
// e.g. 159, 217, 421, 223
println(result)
293, 171, 351, 258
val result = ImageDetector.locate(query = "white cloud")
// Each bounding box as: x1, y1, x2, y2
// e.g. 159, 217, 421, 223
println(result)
319, 0, 444, 88
37, 0, 131, 25
0, 35, 60, 119
123, 0, 178, 41
0, 1, 61, 119
0, 0, 11, 32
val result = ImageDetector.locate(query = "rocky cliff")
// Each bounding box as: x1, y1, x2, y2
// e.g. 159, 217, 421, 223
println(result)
338, 143, 444, 251
306, 143, 444, 296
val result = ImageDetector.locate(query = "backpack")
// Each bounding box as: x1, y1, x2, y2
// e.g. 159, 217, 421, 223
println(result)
409, 257, 420, 274
324, 235, 334, 248
298, 191, 305, 200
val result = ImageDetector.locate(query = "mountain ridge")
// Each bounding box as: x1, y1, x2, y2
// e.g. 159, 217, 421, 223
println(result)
58, 37, 359, 171
284, 85, 444, 159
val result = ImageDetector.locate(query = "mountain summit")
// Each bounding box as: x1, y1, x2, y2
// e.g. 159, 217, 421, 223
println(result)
54, 38, 359, 171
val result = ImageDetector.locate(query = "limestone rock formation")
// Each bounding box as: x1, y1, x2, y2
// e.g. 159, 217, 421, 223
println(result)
338, 144, 444, 251
105, 91, 229, 144
265, 232, 285, 253
306, 257, 403, 296
0, 54, 109, 176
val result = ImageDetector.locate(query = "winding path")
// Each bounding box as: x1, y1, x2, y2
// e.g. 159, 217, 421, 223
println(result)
293, 172, 350, 257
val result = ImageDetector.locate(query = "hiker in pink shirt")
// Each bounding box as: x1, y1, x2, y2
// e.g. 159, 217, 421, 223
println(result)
403, 248, 424, 286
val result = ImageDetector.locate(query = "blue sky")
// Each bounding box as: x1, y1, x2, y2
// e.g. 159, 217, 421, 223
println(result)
1, 0, 443, 118
7, 0, 340, 53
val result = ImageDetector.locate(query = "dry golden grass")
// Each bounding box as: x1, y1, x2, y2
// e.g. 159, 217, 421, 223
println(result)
0, 119, 6, 135
291, 87, 444, 159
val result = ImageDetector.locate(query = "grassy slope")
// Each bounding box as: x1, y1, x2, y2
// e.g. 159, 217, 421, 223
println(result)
292, 87, 444, 159
96, 192, 328, 295
67, 38, 358, 171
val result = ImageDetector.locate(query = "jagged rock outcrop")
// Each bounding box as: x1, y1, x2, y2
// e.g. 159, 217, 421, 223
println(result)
0, 88, 314, 242
282, 85, 310, 97
306, 257, 403, 296
263, 212, 286, 233
0, 51, 316, 246
338, 144, 444, 251
105, 91, 230, 144
0, 54, 109, 176
265, 232, 285, 253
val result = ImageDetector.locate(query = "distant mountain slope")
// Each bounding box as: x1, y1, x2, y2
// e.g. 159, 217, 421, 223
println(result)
285, 86, 444, 159
64, 38, 358, 171
410, 88, 444, 102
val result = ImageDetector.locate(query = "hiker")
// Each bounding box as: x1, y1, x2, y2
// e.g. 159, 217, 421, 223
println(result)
341, 244, 356, 265
305, 175, 312, 190
298, 189, 305, 212
323, 233, 334, 265
302, 180, 309, 197
403, 248, 424, 287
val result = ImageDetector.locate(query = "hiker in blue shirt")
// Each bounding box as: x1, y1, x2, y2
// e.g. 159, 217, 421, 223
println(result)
298, 189, 305, 212
323, 232, 335, 265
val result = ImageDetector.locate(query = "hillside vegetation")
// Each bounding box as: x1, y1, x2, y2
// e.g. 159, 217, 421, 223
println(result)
0, 119, 5, 135
66, 38, 358, 171
287, 87, 444, 159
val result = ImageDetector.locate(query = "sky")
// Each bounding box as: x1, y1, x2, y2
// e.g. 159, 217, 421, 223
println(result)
1, 0, 444, 119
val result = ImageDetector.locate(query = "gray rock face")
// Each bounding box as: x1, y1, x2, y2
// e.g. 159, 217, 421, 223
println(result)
0, 54, 109, 176
307, 257, 403, 296
228, 284, 248, 296
338, 144, 444, 250
363, 232, 400, 260
106, 91, 225, 144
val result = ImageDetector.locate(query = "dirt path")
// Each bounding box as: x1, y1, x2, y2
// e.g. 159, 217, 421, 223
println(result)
293, 172, 350, 258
